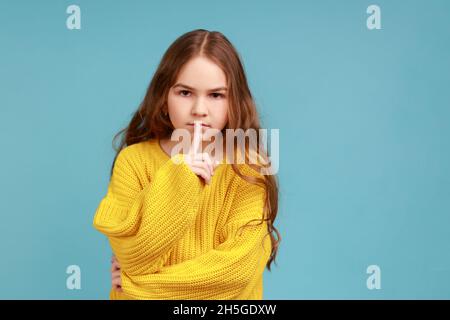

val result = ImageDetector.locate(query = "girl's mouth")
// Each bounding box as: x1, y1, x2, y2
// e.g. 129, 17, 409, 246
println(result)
187, 122, 211, 128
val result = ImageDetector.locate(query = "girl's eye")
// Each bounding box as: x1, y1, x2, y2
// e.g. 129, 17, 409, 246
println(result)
179, 90, 191, 97
210, 93, 225, 99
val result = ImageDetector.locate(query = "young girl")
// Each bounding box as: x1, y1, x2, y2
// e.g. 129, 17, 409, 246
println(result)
93, 29, 281, 300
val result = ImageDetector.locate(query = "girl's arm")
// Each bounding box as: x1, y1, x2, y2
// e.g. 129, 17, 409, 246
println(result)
118, 176, 272, 300
93, 146, 204, 276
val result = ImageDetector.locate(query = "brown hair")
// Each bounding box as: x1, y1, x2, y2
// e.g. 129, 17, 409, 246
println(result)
110, 29, 281, 271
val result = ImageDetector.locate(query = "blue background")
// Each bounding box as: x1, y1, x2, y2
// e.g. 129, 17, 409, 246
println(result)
1, 0, 449, 299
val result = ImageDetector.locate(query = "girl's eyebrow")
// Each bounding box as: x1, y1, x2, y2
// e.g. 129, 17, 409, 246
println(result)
173, 83, 228, 92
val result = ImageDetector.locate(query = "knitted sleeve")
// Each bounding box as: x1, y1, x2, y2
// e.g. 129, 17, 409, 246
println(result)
93, 146, 204, 276
119, 173, 272, 300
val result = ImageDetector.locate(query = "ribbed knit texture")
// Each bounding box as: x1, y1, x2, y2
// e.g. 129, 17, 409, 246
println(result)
93, 139, 272, 300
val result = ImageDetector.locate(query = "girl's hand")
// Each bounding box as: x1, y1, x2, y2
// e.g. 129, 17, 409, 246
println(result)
184, 121, 219, 185
111, 255, 123, 292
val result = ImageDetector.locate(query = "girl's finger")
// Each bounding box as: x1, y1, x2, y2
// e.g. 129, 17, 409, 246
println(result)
112, 277, 122, 286
112, 268, 121, 277
192, 154, 212, 176
111, 261, 120, 272
192, 121, 202, 155
113, 285, 123, 293
190, 164, 211, 184
201, 153, 214, 176
194, 166, 210, 184
197, 159, 212, 178
112, 273, 121, 281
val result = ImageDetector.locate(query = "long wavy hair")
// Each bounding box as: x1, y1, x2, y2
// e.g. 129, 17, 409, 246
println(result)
110, 29, 281, 271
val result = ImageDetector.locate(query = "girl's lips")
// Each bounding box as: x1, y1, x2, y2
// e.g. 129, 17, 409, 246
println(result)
188, 123, 211, 127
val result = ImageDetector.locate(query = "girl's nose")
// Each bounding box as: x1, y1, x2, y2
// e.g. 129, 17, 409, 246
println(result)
191, 98, 208, 117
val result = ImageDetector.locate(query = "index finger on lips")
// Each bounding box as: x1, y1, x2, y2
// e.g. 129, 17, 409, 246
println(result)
192, 120, 202, 156
202, 153, 214, 176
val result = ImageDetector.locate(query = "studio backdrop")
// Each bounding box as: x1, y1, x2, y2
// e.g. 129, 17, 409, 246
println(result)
1, 0, 449, 299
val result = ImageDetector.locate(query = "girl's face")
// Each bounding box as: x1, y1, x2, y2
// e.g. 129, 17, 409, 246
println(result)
167, 56, 229, 140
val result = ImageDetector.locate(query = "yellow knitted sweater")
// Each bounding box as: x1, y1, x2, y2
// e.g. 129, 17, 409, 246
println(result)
93, 138, 272, 300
